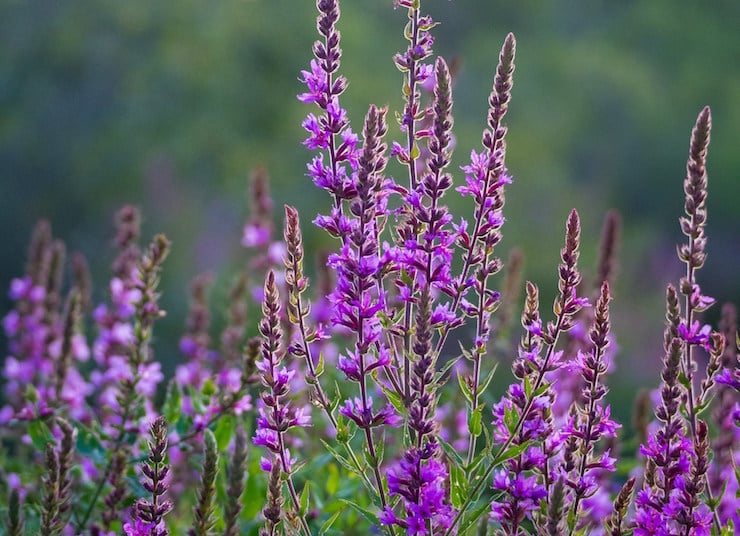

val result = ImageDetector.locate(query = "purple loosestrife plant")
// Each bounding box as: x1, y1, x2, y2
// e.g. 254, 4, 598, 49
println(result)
484, 210, 589, 536
559, 281, 620, 534
381, 287, 456, 535
3, 3, 740, 536
635, 107, 730, 536
126, 416, 172, 536
78, 233, 171, 533
389, 0, 441, 411
253, 270, 312, 536
710, 304, 740, 526
453, 31, 515, 468
2, 222, 92, 424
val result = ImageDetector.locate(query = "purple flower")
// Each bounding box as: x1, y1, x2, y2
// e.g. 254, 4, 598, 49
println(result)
339, 397, 401, 429
677, 320, 712, 350
382, 443, 456, 535
123, 519, 156, 536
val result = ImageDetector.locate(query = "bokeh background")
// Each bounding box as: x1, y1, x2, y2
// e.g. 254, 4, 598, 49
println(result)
2, 0, 738, 428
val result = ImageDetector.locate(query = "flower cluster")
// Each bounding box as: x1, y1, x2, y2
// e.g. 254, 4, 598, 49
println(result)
2, 2, 739, 536
253, 270, 312, 534
2, 221, 91, 424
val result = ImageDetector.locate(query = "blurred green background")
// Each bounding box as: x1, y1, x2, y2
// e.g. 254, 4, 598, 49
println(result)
1, 1, 738, 424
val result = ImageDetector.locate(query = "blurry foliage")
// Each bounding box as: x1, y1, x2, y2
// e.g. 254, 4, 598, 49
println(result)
1, 0, 738, 422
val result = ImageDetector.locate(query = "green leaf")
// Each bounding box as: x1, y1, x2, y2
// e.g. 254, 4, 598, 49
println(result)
437, 437, 465, 467
315, 352, 325, 377
457, 372, 473, 404
330, 381, 343, 413
76, 423, 107, 463
468, 406, 483, 437
299, 481, 311, 517
523, 374, 532, 399
533, 380, 552, 398
321, 440, 361, 474
28, 420, 54, 451
477, 362, 499, 396
410, 143, 420, 160
24, 383, 39, 403
338, 499, 380, 527
494, 441, 531, 465
375, 430, 385, 466
436, 354, 461, 383
677, 371, 691, 390
457, 341, 475, 362
188, 385, 205, 414
381, 385, 407, 417
364, 445, 378, 469
162, 379, 182, 425
503, 405, 518, 434
457, 498, 494, 534
201, 377, 216, 397
449, 463, 467, 509
176, 413, 194, 437
213, 414, 236, 451
319, 510, 342, 536
326, 463, 340, 495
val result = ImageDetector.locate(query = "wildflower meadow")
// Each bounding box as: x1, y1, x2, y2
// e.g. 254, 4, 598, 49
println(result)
1, 1, 738, 535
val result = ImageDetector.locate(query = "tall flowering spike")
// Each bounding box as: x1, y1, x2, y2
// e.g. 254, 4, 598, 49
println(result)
673, 419, 712, 534
260, 271, 283, 363
254, 271, 311, 535
488, 32, 516, 134
40, 443, 60, 535
70, 252, 92, 310
392, 0, 436, 186
53, 291, 81, 402
494, 247, 524, 336
43, 240, 66, 320
129, 416, 172, 536
112, 205, 142, 280
262, 459, 284, 534
635, 326, 691, 535
596, 209, 622, 286
409, 285, 435, 440
563, 281, 620, 529
175, 274, 213, 399
428, 56, 453, 175
220, 273, 248, 364
39, 419, 76, 535
356, 104, 388, 200
546, 477, 566, 536
26, 219, 52, 284
190, 429, 219, 536
711, 304, 740, 524
300, 0, 355, 208
435, 33, 517, 368
8, 487, 24, 536
560, 209, 582, 294
243, 167, 274, 249
95, 234, 170, 531
315, 0, 342, 77
224, 427, 249, 536
284, 205, 306, 301
678, 106, 711, 271
605, 476, 636, 536
548, 209, 587, 339
55, 418, 76, 530
381, 442, 456, 535
283, 204, 338, 430
134, 234, 171, 335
